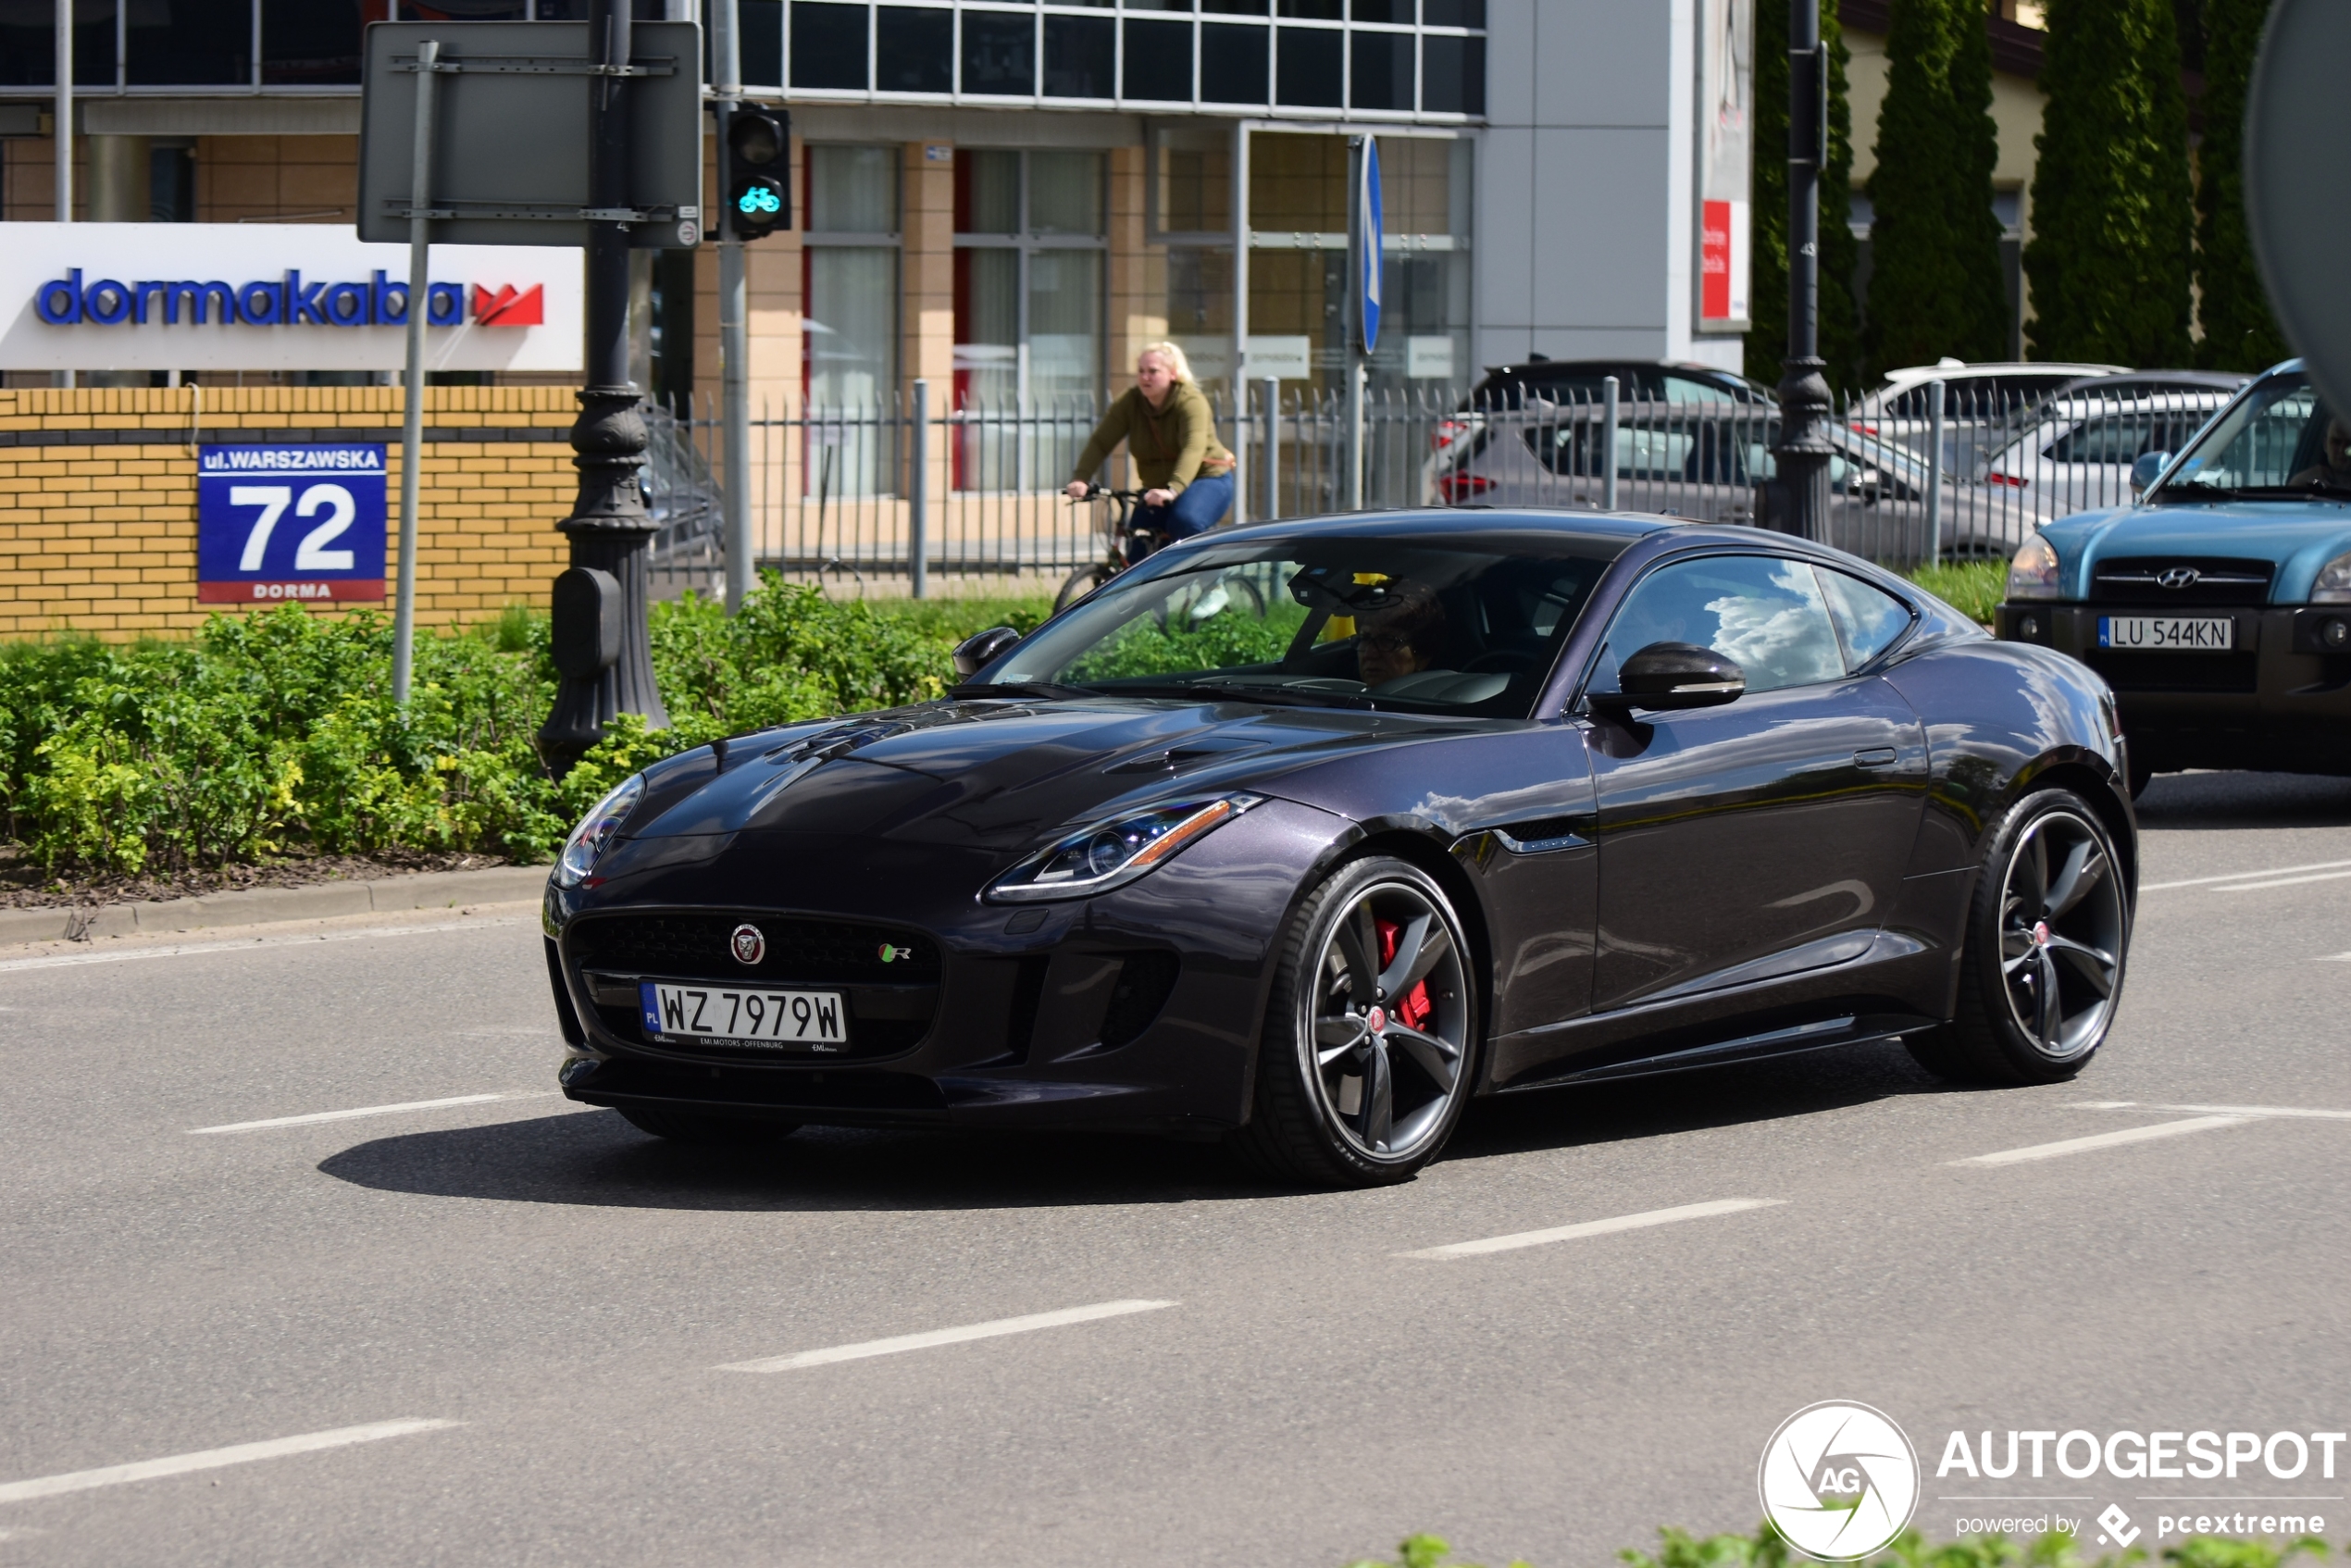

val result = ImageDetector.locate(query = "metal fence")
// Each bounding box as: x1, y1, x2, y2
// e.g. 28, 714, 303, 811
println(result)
641, 375, 2240, 597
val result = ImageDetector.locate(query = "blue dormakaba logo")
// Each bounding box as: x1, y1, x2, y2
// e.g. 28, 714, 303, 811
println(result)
34, 269, 480, 329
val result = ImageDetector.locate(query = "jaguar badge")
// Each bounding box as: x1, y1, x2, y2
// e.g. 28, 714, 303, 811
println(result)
729, 923, 766, 965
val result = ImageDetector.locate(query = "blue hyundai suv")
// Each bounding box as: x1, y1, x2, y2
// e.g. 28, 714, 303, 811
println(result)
1996, 362, 2351, 795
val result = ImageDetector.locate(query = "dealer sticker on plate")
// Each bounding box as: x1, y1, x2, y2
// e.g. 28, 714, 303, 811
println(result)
2098, 615, 2233, 651
640, 981, 848, 1049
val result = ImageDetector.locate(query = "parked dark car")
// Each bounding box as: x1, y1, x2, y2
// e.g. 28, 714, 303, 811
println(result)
1996, 361, 2351, 792
545, 512, 2137, 1188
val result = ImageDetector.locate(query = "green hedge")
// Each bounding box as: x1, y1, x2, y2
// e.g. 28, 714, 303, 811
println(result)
0, 579, 1045, 877
1348, 1524, 2332, 1568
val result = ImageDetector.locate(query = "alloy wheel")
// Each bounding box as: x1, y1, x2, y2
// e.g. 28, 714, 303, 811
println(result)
1302, 879, 1472, 1161
1996, 807, 2125, 1061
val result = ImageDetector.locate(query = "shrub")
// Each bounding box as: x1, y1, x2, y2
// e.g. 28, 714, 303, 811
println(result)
1862, 0, 2010, 377
0, 571, 988, 877
1908, 558, 2007, 626
2024, 0, 2196, 366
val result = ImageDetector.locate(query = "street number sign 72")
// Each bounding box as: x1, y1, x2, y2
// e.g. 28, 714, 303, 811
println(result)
197, 445, 388, 604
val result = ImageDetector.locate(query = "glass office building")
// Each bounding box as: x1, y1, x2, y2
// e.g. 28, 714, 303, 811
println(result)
4, 3, 1752, 404
1, 1, 1485, 408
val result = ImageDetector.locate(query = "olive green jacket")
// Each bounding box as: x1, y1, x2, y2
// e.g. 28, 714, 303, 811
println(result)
1069, 382, 1235, 496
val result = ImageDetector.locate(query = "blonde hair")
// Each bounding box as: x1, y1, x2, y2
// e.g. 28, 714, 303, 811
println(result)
1137, 342, 1194, 384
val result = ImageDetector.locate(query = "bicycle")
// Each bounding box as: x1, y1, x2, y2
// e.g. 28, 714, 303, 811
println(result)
1054, 484, 1162, 612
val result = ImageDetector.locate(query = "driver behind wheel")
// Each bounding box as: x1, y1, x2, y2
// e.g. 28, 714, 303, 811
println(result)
2289, 417, 2351, 490
1356, 585, 1449, 687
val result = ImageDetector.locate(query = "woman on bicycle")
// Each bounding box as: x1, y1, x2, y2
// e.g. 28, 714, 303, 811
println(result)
1063, 342, 1235, 543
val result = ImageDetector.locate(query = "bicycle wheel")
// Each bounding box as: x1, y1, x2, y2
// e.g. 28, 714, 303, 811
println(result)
1056, 563, 1117, 613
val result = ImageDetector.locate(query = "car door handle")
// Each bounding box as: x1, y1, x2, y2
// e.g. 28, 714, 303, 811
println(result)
1854, 747, 1898, 767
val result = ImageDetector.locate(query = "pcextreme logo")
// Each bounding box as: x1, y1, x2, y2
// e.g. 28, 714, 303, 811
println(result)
32, 269, 544, 330
1759, 1401, 1923, 1562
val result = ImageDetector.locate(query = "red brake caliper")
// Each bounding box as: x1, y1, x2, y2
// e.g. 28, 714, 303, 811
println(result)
1374, 918, 1434, 1031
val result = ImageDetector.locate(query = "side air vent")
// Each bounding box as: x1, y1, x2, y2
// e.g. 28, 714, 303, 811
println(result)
1100, 952, 1182, 1050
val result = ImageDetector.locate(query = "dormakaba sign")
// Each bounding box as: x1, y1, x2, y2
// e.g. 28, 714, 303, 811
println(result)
0, 223, 581, 372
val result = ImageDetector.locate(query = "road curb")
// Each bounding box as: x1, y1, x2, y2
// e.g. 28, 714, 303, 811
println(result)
0, 865, 551, 947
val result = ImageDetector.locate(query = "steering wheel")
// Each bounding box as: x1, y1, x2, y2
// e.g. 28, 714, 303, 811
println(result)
1462, 650, 1536, 675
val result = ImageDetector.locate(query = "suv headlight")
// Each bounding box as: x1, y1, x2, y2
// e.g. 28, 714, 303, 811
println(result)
553, 772, 644, 889
2008, 534, 2063, 601
2313, 549, 2351, 604
986, 794, 1261, 903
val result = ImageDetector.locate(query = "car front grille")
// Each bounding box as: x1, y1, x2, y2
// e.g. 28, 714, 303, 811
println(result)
568, 911, 939, 985
2090, 556, 2273, 606
566, 911, 941, 1058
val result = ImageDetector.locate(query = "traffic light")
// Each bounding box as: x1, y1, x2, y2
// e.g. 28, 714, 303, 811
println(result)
723, 105, 791, 241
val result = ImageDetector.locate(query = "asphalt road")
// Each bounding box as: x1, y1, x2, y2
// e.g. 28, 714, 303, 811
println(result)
3, 769, 2348, 1568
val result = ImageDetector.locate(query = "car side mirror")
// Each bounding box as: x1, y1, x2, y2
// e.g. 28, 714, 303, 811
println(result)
952, 625, 1022, 679
1591, 641, 1746, 713
2131, 451, 2171, 496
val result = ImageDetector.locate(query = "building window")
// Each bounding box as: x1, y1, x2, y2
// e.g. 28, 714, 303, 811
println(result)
877, 6, 952, 93
953, 148, 1106, 488
961, 10, 1034, 95
804, 144, 902, 493
1044, 15, 1113, 99
766, 0, 1474, 115
1246, 131, 1471, 395
793, 2, 870, 90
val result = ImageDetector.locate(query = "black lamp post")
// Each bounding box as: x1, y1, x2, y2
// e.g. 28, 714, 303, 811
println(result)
540, 0, 668, 775
1772, 0, 1834, 541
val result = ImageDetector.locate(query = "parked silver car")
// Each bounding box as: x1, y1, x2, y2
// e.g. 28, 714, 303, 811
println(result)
1434, 398, 2057, 564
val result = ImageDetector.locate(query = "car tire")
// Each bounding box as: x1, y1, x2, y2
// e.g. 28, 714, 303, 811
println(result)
1905, 788, 2129, 1086
617, 1106, 801, 1146
1229, 855, 1479, 1188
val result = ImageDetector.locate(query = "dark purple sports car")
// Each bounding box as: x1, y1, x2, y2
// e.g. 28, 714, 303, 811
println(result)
543, 511, 2136, 1188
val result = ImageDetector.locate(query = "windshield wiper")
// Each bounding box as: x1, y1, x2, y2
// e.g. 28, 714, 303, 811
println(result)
1106, 680, 1372, 709
949, 680, 1098, 701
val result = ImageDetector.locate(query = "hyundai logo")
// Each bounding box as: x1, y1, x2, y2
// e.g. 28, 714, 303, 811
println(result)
2157, 566, 2201, 590
729, 923, 766, 965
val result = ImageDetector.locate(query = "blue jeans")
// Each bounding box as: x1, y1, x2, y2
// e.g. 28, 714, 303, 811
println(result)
1137, 471, 1234, 542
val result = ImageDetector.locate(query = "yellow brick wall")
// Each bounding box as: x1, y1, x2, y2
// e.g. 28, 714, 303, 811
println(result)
0, 386, 582, 640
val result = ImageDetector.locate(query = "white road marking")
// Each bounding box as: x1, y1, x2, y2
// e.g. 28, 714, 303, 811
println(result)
2211, 869, 2351, 894
2321, 952, 2351, 963
1951, 1115, 2251, 1167
0, 917, 524, 976
2072, 1100, 2351, 1123
189, 1092, 559, 1135
1397, 1198, 1785, 1260
718, 1300, 1178, 1373
0, 1419, 458, 1507
2140, 858, 2351, 891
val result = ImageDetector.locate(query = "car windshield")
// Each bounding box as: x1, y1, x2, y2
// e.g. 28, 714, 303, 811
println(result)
985, 535, 1623, 716
2153, 370, 2351, 499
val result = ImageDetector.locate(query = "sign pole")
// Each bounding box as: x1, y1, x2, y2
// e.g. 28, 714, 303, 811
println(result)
1770, 0, 1833, 540
54, 0, 71, 389
714, 0, 753, 615
539, 0, 668, 775
392, 38, 440, 708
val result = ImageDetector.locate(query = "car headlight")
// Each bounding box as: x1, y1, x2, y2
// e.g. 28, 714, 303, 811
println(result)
553, 772, 644, 889
2008, 534, 2063, 601
2313, 549, 2351, 604
986, 794, 1262, 903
